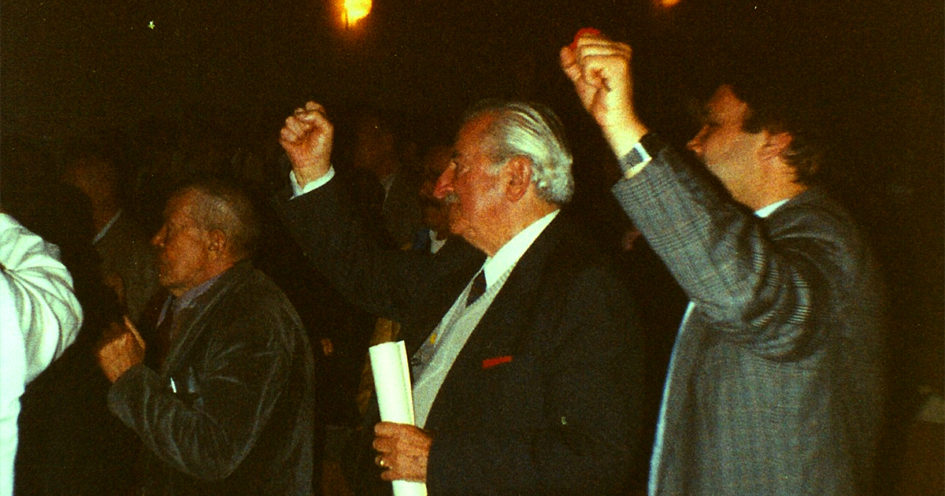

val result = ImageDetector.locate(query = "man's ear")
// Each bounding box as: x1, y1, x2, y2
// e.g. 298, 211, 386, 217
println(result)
207, 229, 227, 257
759, 131, 793, 162
504, 156, 533, 202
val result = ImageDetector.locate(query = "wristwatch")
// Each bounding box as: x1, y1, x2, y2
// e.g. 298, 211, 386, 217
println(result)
619, 133, 662, 179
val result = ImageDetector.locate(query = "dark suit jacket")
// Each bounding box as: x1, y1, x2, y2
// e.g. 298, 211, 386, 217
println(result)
613, 136, 886, 495
381, 170, 423, 249
107, 260, 316, 496
276, 179, 647, 495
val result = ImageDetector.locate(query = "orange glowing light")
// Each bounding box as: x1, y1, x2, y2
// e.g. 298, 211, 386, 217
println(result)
660, 0, 681, 6
342, 0, 372, 26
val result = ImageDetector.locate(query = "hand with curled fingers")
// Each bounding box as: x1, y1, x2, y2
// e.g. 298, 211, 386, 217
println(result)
279, 101, 334, 188
559, 30, 648, 157
372, 422, 432, 483
96, 317, 145, 383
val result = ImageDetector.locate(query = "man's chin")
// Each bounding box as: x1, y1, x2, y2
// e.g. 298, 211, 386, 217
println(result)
447, 221, 465, 237
157, 274, 174, 290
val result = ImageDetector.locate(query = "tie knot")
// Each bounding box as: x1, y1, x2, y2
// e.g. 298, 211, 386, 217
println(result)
465, 271, 487, 307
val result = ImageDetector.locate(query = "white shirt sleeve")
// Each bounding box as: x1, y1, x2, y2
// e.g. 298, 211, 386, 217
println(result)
0, 302, 25, 496
0, 301, 26, 496
0, 213, 83, 384
289, 167, 335, 198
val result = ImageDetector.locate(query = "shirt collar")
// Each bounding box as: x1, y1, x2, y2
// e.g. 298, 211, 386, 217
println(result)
480, 209, 559, 287
159, 270, 226, 324
755, 199, 789, 218
178, 271, 225, 309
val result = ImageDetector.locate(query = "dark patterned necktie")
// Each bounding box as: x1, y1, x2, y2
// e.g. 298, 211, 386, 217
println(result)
465, 271, 486, 307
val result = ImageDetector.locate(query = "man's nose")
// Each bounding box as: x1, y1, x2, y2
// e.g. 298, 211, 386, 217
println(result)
433, 165, 455, 200
686, 126, 706, 153
151, 228, 165, 248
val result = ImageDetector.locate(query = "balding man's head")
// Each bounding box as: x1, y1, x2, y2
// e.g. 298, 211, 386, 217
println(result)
151, 179, 259, 296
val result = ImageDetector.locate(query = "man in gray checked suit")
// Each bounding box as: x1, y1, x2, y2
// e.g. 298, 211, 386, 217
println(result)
561, 33, 886, 494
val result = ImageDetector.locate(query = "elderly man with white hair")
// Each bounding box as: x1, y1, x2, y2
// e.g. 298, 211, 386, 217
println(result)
277, 99, 648, 494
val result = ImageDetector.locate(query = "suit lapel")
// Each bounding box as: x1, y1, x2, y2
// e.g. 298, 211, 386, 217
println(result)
424, 217, 566, 427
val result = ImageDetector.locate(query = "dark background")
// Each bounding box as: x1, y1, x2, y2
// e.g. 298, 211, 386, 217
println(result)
2, 0, 940, 140
2, 0, 942, 491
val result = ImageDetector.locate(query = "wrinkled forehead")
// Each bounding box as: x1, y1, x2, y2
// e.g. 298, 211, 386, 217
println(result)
453, 113, 498, 158
705, 85, 752, 121
164, 189, 200, 222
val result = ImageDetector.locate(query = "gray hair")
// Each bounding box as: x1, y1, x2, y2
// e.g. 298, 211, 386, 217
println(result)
464, 100, 574, 204
173, 179, 260, 260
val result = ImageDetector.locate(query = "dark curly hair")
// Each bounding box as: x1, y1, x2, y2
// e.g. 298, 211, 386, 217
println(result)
725, 72, 828, 185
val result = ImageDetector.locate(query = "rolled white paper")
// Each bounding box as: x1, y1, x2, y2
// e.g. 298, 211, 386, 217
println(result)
369, 341, 427, 496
